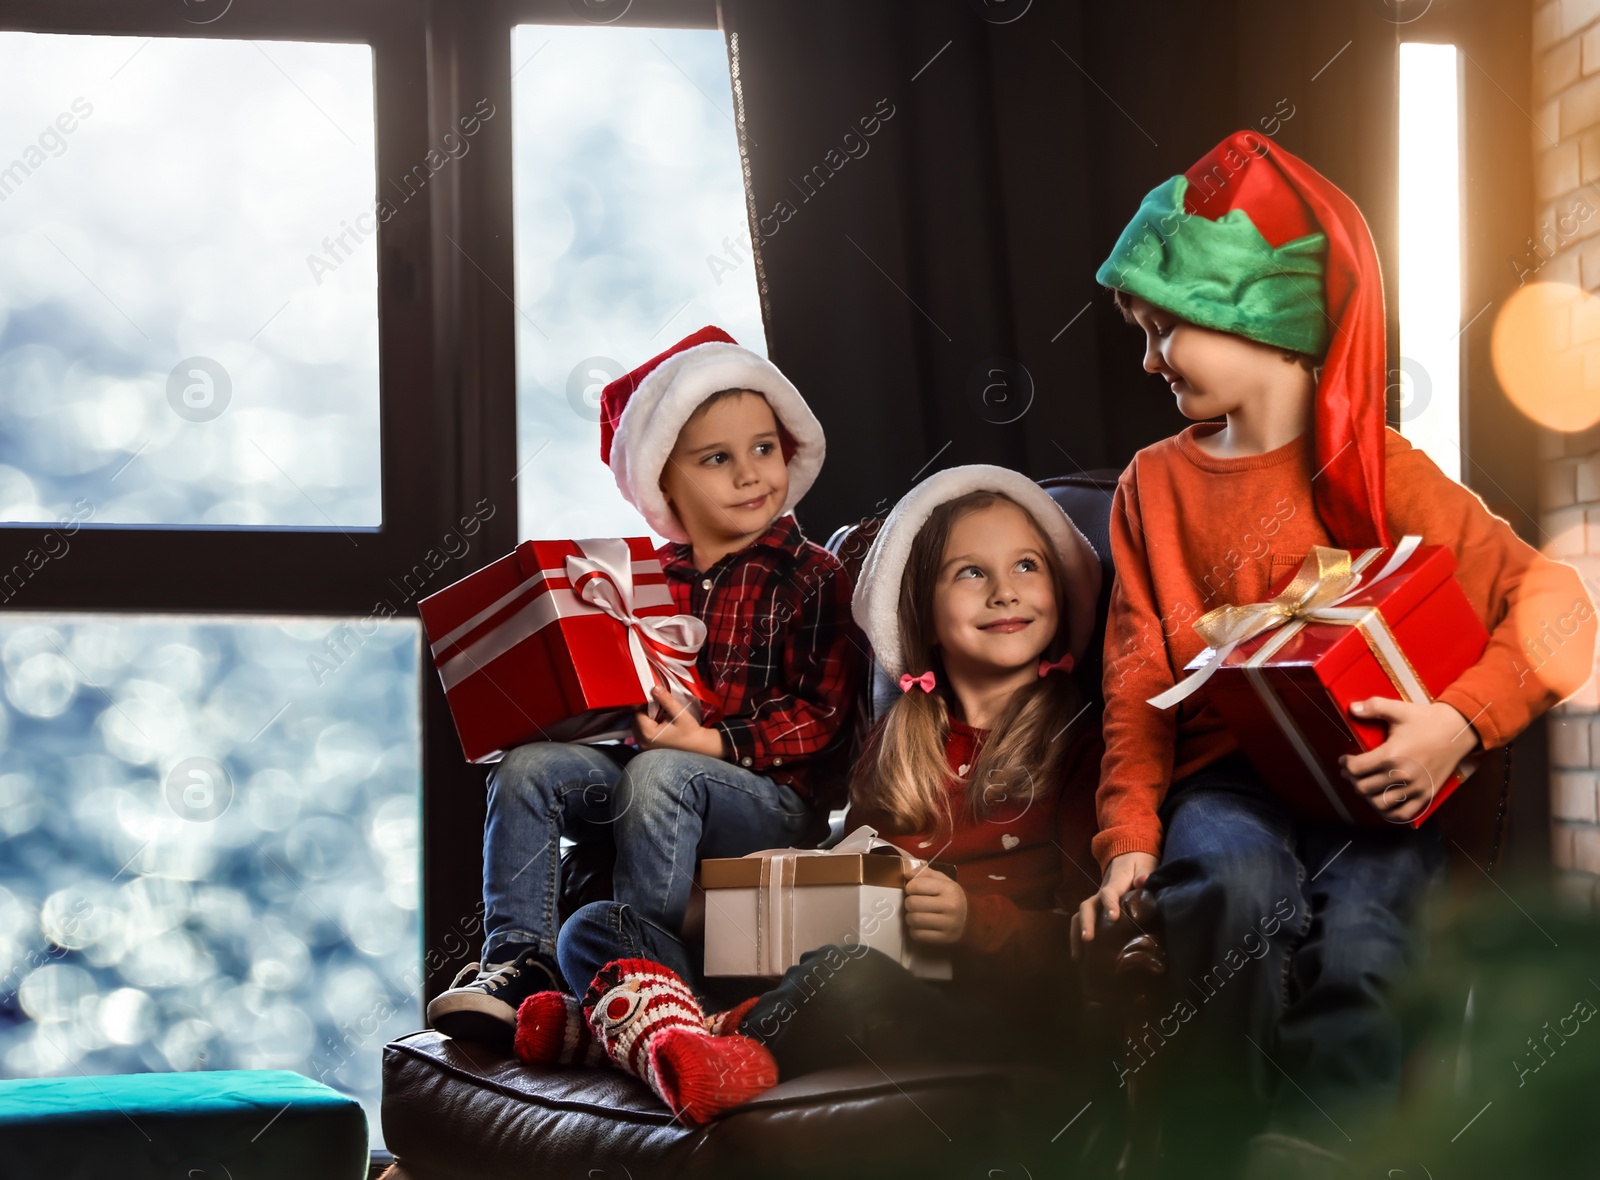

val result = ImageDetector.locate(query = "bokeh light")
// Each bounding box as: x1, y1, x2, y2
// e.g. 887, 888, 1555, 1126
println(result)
1491, 281, 1600, 433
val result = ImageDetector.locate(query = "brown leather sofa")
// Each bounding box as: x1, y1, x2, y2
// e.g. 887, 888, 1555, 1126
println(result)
381, 1032, 1088, 1178
379, 471, 1515, 1179
381, 472, 1146, 1178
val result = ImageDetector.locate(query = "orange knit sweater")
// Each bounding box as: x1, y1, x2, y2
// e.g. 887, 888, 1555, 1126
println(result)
1095, 423, 1596, 869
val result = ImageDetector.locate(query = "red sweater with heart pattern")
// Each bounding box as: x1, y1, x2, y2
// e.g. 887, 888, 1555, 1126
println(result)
843, 716, 1101, 980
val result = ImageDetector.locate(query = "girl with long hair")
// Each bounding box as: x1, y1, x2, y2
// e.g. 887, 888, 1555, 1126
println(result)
510, 466, 1106, 1121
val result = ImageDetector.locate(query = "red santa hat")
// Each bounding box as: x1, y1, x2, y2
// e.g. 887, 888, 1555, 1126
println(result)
600, 326, 826, 543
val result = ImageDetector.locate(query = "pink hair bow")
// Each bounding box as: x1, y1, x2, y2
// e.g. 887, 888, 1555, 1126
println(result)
1038, 652, 1075, 678
899, 670, 936, 693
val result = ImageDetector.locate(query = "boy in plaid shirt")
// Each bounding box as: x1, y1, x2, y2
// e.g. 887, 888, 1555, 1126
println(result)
429, 327, 863, 1044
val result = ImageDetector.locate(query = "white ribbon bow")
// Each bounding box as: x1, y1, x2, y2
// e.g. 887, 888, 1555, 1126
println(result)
565, 538, 710, 710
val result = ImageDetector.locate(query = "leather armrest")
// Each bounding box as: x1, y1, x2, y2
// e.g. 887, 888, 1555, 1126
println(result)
1072, 885, 1165, 1008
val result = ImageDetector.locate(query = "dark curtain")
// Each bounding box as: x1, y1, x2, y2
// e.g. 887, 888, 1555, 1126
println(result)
719, 0, 1527, 521
720, 0, 1549, 860
722, 0, 1125, 535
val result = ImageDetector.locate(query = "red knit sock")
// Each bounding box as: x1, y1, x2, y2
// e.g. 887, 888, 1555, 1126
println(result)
513, 991, 607, 1067
705, 995, 762, 1037
582, 958, 778, 1126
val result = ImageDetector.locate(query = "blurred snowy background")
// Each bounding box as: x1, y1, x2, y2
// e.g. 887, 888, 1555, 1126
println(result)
0, 33, 382, 528
510, 23, 767, 542
0, 614, 422, 1150
0, 20, 765, 1156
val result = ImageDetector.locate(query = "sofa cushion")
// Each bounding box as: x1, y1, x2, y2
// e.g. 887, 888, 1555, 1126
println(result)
382, 1029, 1077, 1178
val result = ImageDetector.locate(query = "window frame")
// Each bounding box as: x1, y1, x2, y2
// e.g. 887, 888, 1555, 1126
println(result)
0, 0, 443, 613
0, 0, 723, 1031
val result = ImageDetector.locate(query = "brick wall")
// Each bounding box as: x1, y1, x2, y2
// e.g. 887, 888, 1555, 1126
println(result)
1536, 1, 1600, 906
1542, 430, 1600, 900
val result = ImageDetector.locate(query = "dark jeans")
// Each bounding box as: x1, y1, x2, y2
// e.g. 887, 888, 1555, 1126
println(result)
741, 944, 987, 1077
743, 940, 1094, 1080
558, 899, 702, 999
1145, 753, 1447, 1174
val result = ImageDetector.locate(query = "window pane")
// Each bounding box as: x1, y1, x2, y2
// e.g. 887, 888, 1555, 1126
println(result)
0, 33, 382, 528
0, 614, 420, 1151
511, 24, 767, 542
1396, 42, 1462, 482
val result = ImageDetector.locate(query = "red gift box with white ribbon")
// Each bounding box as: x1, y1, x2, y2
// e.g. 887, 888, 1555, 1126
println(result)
1152, 536, 1490, 828
418, 536, 712, 763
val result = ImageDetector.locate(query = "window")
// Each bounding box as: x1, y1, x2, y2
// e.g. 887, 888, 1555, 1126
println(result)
509, 23, 765, 542
0, 3, 744, 1164
1396, 41, 1463, 480
0, 33, 382, 528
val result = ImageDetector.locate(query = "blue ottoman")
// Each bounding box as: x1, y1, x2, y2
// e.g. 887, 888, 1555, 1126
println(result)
0, 1069, 368, 1180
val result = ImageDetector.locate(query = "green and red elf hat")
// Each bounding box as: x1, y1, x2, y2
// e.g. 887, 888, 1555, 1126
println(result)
1096, 131, 1391, 549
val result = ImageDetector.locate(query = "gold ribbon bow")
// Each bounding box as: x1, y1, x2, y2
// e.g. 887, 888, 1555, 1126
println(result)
1149, 536, 1424, 711
1194, 546, 1361, 653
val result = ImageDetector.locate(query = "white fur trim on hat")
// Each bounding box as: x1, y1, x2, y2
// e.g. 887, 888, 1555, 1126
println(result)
851, 465, 1102, 679
607, 342, 825, 543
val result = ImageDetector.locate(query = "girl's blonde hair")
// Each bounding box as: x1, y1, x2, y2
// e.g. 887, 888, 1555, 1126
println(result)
850, 490, 1088, 834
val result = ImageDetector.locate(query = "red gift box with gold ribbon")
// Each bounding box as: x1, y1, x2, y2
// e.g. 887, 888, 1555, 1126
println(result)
1153, 537, 1489, 828
418, 537, 712, 763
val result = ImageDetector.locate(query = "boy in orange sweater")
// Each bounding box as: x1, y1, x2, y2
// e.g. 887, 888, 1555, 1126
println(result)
1078, 132, 1595, 1178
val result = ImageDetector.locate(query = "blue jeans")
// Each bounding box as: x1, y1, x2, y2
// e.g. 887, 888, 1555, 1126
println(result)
1145, 754, 1447, 1171
481, 741, 817, 979
557, 899, 706, 1002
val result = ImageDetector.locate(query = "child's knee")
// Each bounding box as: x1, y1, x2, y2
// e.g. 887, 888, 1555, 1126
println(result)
1306, 893, 1413, 988
754, 944, 899, 1033
555, 900, 621, 991
556, 899, 615, 953
489, 742, 593, 801
617, 749, 707, 813
1159, 844, 1302, 936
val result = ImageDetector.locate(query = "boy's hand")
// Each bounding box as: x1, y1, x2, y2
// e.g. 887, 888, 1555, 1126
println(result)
903, 869, 967, 944
1341, 697, 1480, 823
1075, 851, 1158, 955
633, 685, 728, 760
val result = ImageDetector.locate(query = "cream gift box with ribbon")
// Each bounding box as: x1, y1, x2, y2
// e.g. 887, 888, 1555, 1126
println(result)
1150, 536, 1489, 828
418, 537, 713, 763
698, 826, 954, 980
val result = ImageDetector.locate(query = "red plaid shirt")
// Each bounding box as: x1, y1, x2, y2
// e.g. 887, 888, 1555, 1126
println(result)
658, 513, 864, 807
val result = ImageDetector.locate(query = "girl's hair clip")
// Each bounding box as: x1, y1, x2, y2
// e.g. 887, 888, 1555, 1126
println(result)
899, 670, 936, 693
1038, 653, 1075, 678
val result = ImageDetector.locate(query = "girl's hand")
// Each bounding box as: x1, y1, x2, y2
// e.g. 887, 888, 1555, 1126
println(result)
1340, 698, 1479, 823
903, 869, 968, 944
1075, 851, 1158, 955
633, 686, 727, 759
